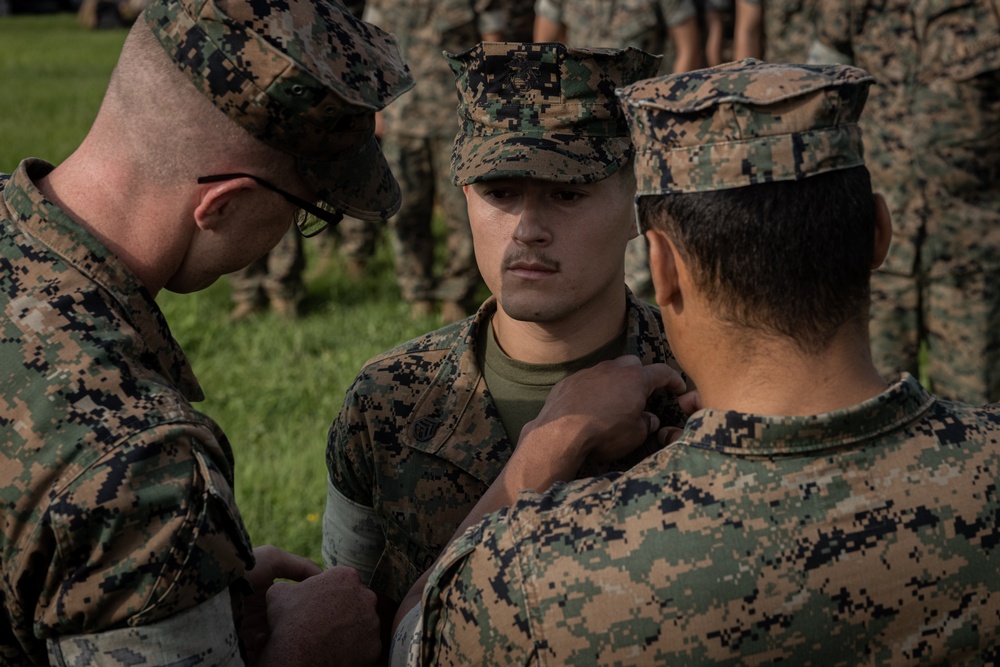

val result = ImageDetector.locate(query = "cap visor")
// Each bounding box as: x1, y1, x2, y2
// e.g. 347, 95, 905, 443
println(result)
300, 134, 401, 221
451, 133, 631, 185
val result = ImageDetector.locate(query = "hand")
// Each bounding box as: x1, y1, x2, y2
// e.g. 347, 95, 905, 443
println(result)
514, 356, 687, 485
658, 389, 703, 446
255, 566, 380, 667
241, 545, 323, 662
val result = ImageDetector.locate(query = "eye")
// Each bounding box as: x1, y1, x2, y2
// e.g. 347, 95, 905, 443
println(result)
553, 190, 585, 202
484, 187, 517, 201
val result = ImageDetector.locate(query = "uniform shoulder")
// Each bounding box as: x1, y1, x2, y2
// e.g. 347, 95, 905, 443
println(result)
356, 316, 475, 373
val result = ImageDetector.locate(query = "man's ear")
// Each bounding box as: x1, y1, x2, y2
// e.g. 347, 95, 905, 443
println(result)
194, 177, 254, 231
871, 192, 893, 269
646, 227, 681, 310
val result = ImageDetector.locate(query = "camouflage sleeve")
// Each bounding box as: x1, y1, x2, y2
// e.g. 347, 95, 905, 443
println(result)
664, 0, 697, 28
325, 376, 378, 505
534, 0, 563, 26
322, 473, 383, 581
46, 589, 243, 666
38, 424, 253, 639
417, 514, 536, 666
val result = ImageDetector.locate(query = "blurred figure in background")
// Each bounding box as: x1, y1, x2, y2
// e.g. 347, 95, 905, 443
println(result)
733, 0, 818, 63
809, 1, 1000, 403
364, 0, 502, 322
533, 0, 701, 301
227, 227, 305, 321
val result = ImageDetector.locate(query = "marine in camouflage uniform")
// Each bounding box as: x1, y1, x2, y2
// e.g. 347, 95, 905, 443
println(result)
532, 0, 700, 301
0, 162, 253, 665
324, 292, 683, 604
323, 42, 684, 635
364, 0, 503, 319
809, 1, 1000, 403
0, 0, 412, 663
407, 60, 1000, 664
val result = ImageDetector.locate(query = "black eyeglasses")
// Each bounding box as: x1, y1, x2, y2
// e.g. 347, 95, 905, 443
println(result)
197, 173, 343, 237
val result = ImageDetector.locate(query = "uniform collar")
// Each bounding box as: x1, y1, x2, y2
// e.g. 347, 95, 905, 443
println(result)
680, 374, 935, 456
2, 159, 205, 400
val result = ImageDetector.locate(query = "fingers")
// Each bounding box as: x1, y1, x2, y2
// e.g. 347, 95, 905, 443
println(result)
676, 389, 703, 415
250, 545, 323, 584
643, 411, 660, 436
657, 426, 685, 447
609, 356, 688, 398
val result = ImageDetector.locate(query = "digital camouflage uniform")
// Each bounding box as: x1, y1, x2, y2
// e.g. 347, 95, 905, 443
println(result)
411, 60, 1000, 664
0, 160, 253, 665
533, 0, 698, 300
325, 292, 686, 606
415, 375, 1000, 665
1, 0, 412, 663
738, 0, 818, 64
810, 1, 1000, 403
364, 0, 503, 307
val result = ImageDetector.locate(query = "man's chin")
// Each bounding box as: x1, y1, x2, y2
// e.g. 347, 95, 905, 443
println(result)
163, 274, 220, 295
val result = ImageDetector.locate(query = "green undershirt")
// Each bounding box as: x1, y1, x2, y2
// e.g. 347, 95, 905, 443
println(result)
477, 317, 627, 444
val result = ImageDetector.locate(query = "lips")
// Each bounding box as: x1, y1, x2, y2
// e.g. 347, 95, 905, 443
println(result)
504, 253, 559, 279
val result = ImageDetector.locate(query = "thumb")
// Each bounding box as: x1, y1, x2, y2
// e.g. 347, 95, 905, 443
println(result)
643, 411, 660, 436
657, 426, 684, 447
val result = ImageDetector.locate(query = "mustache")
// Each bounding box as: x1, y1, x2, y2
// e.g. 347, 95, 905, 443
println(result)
502, 249, 560, 271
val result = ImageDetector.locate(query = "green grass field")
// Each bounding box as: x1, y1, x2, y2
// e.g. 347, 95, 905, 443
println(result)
0, 13, 449, 563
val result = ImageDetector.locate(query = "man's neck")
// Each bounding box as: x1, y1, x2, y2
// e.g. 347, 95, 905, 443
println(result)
37, 148, 190, 297
681, 322, 889, 417
490, 287, 628, 364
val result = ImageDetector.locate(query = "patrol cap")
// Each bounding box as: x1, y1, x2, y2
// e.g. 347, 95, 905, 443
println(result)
447, 42, 662, 185
144, 0, 414, 220
615, 59, 875, 196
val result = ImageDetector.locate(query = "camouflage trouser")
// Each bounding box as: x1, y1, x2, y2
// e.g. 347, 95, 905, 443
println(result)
228, 226, 305, 305
382, 133, 479, 304
869, 268, 1000, 404
624, 235, 653, 301
314, 215, 379, 261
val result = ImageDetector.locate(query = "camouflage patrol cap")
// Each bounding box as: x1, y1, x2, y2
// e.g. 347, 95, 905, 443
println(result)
144, 0, 414, 220
447, 42, 662, 185
616, 59, 875, 195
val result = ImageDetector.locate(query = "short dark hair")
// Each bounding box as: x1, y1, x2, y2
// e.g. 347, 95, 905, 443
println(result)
638, 166, 876, 354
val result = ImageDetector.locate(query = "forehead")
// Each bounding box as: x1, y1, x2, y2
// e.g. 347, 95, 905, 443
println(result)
469, 171, 631, 190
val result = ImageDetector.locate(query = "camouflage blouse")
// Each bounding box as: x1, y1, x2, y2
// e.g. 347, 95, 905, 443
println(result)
0, 160, 253, 665
326, 291, 686, 606
414, 374, 1000, 665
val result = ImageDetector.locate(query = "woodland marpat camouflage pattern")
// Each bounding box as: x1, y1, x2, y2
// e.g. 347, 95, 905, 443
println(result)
448, 42, 662, 185
811, 0, 1000, 403
617, 59, 874, 197
415, 375, 1000, 665
145, 0, 414, 220
325, 292, 687, 605
0, 161, 254, 665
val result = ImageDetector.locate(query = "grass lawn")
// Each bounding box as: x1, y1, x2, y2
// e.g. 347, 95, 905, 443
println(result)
0, 13, 456, 563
